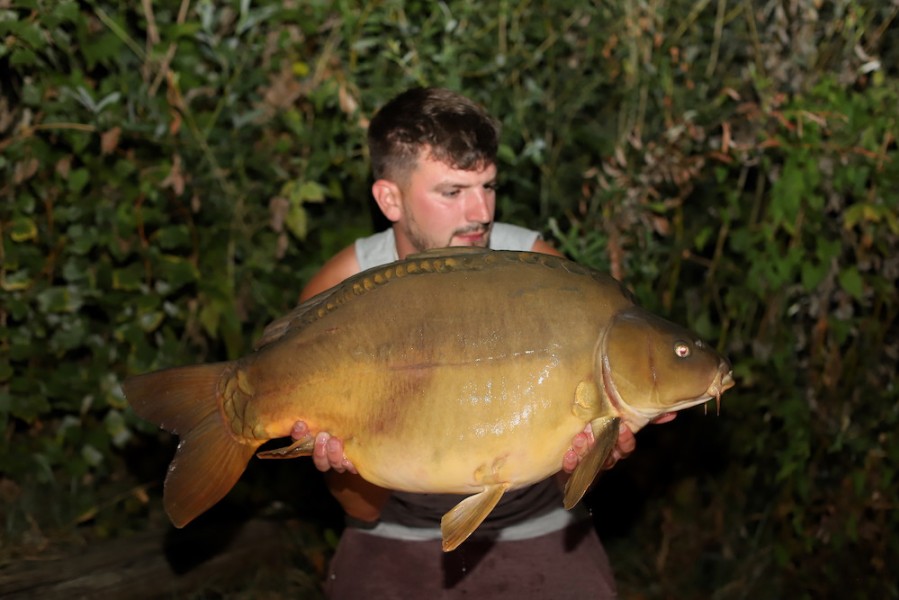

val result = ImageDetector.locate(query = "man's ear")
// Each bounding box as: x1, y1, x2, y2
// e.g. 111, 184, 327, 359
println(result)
372, 179, 403, 222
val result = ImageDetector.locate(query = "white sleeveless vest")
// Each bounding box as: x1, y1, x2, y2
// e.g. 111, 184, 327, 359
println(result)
354, 222, 540, 271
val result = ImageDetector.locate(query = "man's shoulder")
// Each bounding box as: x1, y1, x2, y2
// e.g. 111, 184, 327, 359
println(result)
299, 244, 360, 302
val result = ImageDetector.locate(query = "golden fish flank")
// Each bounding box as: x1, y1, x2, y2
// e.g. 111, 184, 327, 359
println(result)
123, 247, 735, 552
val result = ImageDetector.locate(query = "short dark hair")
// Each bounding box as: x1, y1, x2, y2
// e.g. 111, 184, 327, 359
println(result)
367, 87, 501, 181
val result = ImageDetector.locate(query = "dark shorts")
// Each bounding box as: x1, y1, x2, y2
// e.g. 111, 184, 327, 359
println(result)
325, 521, 617, 599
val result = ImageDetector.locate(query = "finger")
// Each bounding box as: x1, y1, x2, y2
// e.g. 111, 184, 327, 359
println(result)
290, 420, 309, 440
652, 412, 677, 424
602, 450, 621, 470
582, 423, 595, 445
326, 437, 346, 472
325, 436, 357, 473
602, 424, 636, 471
571, 432, 589, 458
562, 449, 579, 474
616, 423, 636, 457
313, 432, 331, 472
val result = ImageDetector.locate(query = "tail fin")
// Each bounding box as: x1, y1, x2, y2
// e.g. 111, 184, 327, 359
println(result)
122, 363, 260, 528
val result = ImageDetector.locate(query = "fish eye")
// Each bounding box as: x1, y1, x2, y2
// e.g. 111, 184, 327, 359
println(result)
674, 341, 691, 358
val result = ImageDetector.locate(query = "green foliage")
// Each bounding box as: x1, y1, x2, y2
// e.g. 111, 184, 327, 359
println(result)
1, 0, 366, 545
2, 0, 897, 597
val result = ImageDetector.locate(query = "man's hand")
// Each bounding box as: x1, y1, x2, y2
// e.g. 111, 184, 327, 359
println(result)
292, 421, 388, 522
561, 413, 678, 473
290, 421, 357, 474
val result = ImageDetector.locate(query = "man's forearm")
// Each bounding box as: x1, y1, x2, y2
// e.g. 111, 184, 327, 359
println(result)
325, 470, 392, 522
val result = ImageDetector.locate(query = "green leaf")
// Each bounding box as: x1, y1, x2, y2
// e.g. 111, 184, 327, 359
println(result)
82, 31, 123, 68
67, 224, 97, 255
157, 254, 199, 291
67, 168, 90, 193
62, 257, 91, 282
298, 180, 327, 203
815, 237, 841, 263
838, 267, 864, 300
37, 286, 82, 313
137, 311, 164, 332
112, 263, 145, 291
10, 47, 39, 67
801, 262, 827, 291
199, 300, 222, 338
81, 444, 104, 468
10, 391, 51, 423
52, 0, 80, 22
9, 217, 38, 242
770, 157, 804, 232
5, 20, 45, 48
50, 315, 88, 352
104, 409, 132, 447
156, 225, 191, 250
286, 204, 309, 240
692, 225, 714, 252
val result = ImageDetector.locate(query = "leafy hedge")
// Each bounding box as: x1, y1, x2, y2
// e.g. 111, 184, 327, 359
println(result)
2, 1, 896, 597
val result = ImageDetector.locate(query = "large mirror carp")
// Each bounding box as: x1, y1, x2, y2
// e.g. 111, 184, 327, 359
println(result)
123, 248, 734, 551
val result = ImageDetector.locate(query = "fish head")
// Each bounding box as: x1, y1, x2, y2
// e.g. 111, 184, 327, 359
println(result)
599, 306, 734, 431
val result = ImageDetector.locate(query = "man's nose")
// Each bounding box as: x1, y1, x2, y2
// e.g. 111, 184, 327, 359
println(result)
464, 189, 493, 222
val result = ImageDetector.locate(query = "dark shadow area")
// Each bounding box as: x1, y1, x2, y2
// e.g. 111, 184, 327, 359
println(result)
442, 537, 496, 588
122, 433, 344, 578
563, 515, 592, 550
162, 503, 253, 575
589, 410, 730, 540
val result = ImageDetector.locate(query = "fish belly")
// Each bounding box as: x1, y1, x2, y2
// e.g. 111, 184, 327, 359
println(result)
339, 365, 590, 494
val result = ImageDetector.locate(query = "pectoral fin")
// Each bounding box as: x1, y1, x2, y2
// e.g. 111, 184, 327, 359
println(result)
441, 483, 510, 552
256, 435, 315, 459
563, 416, 620, 509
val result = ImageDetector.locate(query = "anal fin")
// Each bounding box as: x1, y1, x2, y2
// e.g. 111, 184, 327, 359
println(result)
441, 483, 509, 552
563, 416, 620, 509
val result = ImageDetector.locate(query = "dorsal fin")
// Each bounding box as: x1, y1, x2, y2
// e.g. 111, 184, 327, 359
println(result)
407, 246, 490, 260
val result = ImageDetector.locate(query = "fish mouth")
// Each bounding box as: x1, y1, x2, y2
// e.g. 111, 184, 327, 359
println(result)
706, 364, 735, 416
670, 362, 734, 417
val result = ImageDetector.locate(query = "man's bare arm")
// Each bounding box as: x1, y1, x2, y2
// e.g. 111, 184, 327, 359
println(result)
299, 245, 361, 302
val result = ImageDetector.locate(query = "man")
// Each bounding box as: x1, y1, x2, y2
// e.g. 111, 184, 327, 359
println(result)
294, 87, 646, 598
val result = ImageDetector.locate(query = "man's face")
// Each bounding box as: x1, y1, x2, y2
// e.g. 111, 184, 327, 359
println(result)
394, 152, 497, 254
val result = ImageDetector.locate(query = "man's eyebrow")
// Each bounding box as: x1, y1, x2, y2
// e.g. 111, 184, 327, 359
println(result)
434, 175, 497, 189
435, 180, 471, 189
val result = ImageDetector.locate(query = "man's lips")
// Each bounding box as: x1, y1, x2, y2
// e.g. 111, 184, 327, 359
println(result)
452, 231, 487, 244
